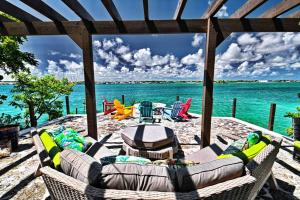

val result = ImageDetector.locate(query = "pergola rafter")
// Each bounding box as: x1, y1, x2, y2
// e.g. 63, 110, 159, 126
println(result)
260, 0, 300, 18
288, 10, 300, 17
231, 0, 267, 18
143, 0, 149, 20
20, 0, 68, 21
202, 0, 228, 18
101, 0, 122, 22
0, 1, 42, 22
62, 0, 94, 21
173, 0, 187, 20
0, 0, 299, 146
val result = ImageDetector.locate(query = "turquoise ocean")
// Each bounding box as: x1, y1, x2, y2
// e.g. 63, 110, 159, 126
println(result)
1, 82, 299, 136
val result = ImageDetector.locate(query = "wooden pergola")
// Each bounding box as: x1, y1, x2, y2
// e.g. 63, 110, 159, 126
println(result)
1, 0, 299, 148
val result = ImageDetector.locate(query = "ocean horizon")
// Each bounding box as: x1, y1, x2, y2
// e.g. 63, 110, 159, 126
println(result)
1, 82, 299, 136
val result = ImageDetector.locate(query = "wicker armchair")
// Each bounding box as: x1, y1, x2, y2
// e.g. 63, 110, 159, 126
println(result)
32, 130, 282, 200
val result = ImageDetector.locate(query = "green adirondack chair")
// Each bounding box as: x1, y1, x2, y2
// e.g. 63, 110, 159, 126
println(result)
139, 101, 155, 123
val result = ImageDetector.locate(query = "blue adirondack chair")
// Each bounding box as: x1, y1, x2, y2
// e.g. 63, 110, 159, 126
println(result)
162, 101, 182, 121
139, 101, 155, 123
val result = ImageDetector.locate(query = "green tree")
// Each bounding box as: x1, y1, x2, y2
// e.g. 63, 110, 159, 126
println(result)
0, 12, 38, 126
10, 73, 75, 127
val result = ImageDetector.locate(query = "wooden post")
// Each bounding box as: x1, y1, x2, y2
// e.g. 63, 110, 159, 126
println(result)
268, 103, 276, 131
201, 18, 218, 148
176, 96, 179, 101
82, 29, 97, 140
122, 95, 125, 105
232, 98, 237, 118
65, 96, 70, 115
28, 102, 37, 127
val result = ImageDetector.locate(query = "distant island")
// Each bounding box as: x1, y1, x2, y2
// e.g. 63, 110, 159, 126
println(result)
1, 80, 300, 85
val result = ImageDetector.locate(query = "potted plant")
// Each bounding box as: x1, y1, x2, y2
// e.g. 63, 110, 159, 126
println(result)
285, 107, 300, 140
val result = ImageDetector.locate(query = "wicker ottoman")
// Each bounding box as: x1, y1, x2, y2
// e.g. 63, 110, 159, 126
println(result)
121, 125, 178, 159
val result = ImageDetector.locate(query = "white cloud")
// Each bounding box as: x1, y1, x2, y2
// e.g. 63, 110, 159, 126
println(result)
192, 34, 204, 47
181, 49, 203, 66
116, 45, 129, 54
47, 60, 64, 79
69, 53, 81, 59
215, 5, 228, 17
93, 40, 101, 48
237, 33, 259, 46
116, 37, 123, 44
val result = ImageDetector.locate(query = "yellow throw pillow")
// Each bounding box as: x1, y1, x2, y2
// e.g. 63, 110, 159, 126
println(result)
218, 135, 272, 163
39, 131, 61, 169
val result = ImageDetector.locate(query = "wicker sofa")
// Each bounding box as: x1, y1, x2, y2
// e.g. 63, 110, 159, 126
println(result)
32, 130, 282, 200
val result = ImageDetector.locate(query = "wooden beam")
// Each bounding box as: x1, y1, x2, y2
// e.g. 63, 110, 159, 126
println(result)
143, 0, 149, 20
173, 0, 187, 20
62, 0, 94, 21
20, 0, 67, 21
101, 0, 122, 21
19, 0, 83, 48
1, 18, 300, 36
216, 18, 300, 32
201, 18, 218, 148
0, 1, 42, 22
0, 20, 207, 35
287, 10, 300, 18
202, 0, 228, 18
82, 29, 98, 140
231, 0, 267, 18
260, 0, 300, 18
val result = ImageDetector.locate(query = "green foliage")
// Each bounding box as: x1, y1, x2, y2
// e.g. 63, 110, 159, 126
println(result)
0, 12, 39, 127
285, 106, 300, 118
0, 113, 21, 127
286, 127, 294, 136
0, 12, 37, 75
11, 73, 75, 127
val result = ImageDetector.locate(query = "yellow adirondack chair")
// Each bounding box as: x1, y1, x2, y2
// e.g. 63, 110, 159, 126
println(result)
111, 99, 133, 121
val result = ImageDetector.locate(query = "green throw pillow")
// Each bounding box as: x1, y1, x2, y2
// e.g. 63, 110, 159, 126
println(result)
294, 141, 300, 150
39, 131, 61, 169
247, 131, 262, 148
218, 135, 272, 163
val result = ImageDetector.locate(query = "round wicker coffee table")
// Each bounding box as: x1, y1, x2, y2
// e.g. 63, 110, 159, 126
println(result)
121, 125, 178, 159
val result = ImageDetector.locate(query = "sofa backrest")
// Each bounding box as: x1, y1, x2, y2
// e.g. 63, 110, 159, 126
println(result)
245, 137, 282, 200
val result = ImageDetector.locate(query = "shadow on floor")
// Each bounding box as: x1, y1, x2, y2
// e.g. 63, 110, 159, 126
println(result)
257, 178, 297, 200
0, 173, 35, 199
276, 158, 300, 176
0, 150, 36, 176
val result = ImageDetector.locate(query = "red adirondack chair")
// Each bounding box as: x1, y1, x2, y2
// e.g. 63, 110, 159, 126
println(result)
178, 98, 192, 120
102, 97, 116, 115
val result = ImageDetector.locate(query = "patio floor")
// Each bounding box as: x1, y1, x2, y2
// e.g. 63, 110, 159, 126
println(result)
0, 114, 299, 199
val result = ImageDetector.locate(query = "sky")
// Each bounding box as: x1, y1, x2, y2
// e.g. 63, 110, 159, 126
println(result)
1, 0, 300, 81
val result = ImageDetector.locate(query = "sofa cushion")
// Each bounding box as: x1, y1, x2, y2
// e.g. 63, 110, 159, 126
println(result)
60, 149, 102, 186
85, 142, 115, 161
176, 157, 244, 192
39, 131, 61, 169
185, 143, 227, 164
121, 125, 175, 149
99, 163, 176, 192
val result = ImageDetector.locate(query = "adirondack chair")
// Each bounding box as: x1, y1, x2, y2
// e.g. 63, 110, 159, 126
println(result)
138, 101, 154, 123
162, 101, 182, 121
112, 99, 133, 121
178, 98, 192, 120
102, 97, 116, 115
